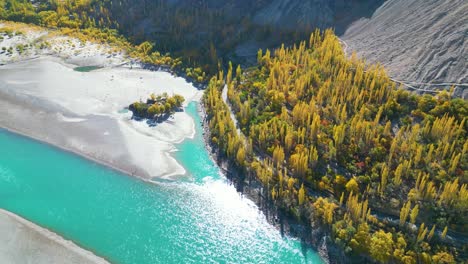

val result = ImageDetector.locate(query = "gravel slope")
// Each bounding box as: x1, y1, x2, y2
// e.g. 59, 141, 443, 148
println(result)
342, 0, 467, 93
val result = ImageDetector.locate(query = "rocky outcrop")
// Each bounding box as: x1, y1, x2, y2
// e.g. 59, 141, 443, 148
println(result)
253, 0, 385, 34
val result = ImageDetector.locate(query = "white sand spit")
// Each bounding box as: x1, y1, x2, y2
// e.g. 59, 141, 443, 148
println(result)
0, 209, 109, 264
0, 23, 202, 180
0, 57, 201, 179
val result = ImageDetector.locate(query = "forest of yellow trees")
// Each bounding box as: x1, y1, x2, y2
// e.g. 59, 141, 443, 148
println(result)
203, 29, 467, 263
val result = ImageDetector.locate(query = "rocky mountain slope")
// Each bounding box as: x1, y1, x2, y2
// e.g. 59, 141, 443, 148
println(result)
342, 0, 467, 97
252, 0, 385, 34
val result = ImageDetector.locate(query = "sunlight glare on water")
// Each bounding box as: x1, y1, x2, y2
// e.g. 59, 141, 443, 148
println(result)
0, 102, 323, 263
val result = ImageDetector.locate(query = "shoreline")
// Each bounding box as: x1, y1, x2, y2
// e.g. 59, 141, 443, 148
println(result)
2, 22, 328, 263
0, 37, 201, 260
0, 56, 200, 180
0, 82, 205, 184
0, 209, 110, 264
0, 125, 159, 185
199, 98, 346, 264
0, 22, 204, 180
0, 99, 203, 264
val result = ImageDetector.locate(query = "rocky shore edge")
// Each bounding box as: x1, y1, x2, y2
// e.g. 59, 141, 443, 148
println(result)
198, 101, 352, 264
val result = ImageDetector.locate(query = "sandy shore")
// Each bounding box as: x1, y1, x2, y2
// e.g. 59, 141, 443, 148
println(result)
0, 23, 205, 178
0, 57, 201, 179
0, 209, 109, 264
0, 23, 203, 262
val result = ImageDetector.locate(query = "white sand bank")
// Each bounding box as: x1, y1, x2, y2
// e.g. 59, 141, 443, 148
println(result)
0, 209, 109, 264
0, 57, 201, 179
0, 22, 202, 264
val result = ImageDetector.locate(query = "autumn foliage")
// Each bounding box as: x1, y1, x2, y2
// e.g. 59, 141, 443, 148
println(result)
204, 29, 467, 263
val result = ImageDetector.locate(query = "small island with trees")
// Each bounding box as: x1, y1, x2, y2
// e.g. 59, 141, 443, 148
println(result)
129, 93, 185, 124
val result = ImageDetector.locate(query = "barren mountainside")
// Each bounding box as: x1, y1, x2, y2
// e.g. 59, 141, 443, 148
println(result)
342, 0, 467, 96
253, 0, 385, 34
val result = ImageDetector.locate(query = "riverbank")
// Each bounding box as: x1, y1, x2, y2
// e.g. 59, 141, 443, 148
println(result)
0, 25, 201, 262
0, 209, 109, 264
1, 21, 207, 180
199, 93, 349, 264
0, 120, 324, 263
0, 22, 326, 264
0, 56, 202, 179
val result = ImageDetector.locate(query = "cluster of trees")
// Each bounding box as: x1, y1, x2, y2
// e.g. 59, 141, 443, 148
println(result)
1, 0, 315, 77
0, 0, 113, 29
99, 0, 312, 74
204, 29, 467, 263
0, 0, 208, 82
129, 92, 184, 122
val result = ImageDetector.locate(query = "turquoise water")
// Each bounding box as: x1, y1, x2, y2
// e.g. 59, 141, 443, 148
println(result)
73, 65, 102, 72
0, 102, 323, 263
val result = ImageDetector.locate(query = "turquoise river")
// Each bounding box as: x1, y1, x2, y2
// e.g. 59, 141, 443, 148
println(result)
0, 102, 323, 263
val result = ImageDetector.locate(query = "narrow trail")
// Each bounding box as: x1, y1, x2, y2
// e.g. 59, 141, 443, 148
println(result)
222, 84, 242, 136
337, 37, 468, 93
